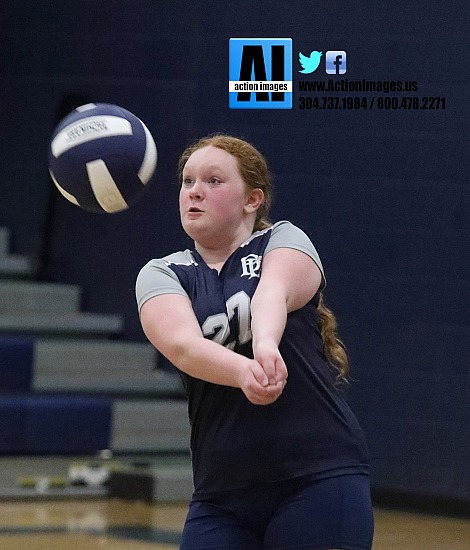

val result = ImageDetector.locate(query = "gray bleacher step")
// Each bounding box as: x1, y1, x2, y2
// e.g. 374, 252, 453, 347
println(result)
153, 463, 193, 502
33, 339, 184, 395
111, 399, 190, 453
0, 254, 34, 278
0, 280, 81, 313
0, 454, 192, 501
0, 485, 107, 500
0, 311, 123, 336
0, 227, 9, 255
109, 461, 193, 503
0, 227, 33, 277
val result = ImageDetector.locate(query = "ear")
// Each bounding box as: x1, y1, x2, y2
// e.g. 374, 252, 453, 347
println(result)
244, 188, 264, 213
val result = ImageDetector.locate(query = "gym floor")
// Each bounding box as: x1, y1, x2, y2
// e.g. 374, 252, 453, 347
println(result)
0, 499, 469, 549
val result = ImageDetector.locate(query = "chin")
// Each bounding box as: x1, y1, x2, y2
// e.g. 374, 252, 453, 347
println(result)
182, 220, 207, 241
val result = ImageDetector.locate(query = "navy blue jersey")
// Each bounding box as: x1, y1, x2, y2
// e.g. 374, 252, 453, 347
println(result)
136, 221, 369, 494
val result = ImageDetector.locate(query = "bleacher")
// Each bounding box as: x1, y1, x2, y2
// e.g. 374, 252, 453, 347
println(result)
0, 226, 193, 501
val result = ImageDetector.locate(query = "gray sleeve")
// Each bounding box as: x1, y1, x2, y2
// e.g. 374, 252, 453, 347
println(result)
135, 259, 189, 311
264, 220, 326, 289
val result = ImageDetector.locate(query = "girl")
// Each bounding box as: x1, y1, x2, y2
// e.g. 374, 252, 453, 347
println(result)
136, 134, 373, 550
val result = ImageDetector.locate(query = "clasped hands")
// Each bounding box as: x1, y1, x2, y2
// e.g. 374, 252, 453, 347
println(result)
239, 340, 288, 405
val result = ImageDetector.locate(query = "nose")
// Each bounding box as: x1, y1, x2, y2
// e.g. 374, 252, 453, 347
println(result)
189, 179, 204, 200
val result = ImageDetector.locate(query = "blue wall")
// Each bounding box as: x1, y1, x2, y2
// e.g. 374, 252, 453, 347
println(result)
1, 1, 469, 502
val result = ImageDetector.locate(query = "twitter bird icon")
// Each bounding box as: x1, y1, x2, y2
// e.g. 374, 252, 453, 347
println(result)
299, 51, 322, 74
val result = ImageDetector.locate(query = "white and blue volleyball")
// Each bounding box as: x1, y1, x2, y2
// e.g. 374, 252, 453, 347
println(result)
48, 103, 157, 213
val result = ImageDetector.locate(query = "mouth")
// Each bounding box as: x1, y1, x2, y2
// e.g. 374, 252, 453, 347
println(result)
188, 207, 203, 213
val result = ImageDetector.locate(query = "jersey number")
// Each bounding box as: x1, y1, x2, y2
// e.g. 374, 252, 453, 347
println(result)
201, 291, 251, 349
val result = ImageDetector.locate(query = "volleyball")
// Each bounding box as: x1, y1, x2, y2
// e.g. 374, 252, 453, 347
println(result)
48, 103, 157, 213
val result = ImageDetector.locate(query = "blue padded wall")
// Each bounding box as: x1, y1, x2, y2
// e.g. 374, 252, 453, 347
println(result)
0, 396, 112, 455
0, 336, 34, 391
23, 396, 112, 455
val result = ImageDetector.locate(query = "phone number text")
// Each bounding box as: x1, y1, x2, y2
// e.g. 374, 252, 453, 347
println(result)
298, 96, 446, 110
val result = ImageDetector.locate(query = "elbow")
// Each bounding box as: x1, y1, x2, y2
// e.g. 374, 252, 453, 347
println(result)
160, 336, 202, 376
158, 341, 188, 373
141, 326, 194, 375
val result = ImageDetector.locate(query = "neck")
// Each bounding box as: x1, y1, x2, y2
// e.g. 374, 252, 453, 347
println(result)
195, 227, 253, 269
195, 241, 241, 269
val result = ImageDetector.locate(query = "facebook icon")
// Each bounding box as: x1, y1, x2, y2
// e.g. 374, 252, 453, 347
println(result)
326, 51, 346, 74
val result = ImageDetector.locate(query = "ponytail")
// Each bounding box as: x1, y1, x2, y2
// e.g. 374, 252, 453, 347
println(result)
317, 293, 349, 381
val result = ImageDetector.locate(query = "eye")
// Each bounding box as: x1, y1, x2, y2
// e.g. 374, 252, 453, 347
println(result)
208, 177, 221, 186
182, 177, 193, 187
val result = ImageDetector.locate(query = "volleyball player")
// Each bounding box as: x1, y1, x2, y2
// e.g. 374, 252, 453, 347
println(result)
136, 134, 374, 549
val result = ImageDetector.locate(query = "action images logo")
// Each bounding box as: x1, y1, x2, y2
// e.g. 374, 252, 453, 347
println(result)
229, 38, 293, 109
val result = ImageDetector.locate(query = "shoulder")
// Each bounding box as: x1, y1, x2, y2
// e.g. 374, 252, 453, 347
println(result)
161, 250, 199, 267
137, 250, 193, 280
135, 250, 194, 310
265, 220, 316, 256
247, 220, 312, 246
264, 220, 326, 287
268, 220, 308, 242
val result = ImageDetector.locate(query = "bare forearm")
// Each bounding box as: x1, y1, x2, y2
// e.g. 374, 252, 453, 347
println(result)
251, 283, 288, 351
164, 334, 248, 387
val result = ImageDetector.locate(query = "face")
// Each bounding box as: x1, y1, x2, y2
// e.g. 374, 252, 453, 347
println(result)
179, 146, 262, 246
